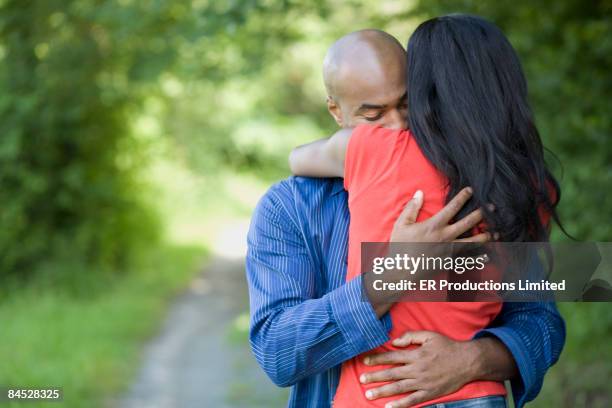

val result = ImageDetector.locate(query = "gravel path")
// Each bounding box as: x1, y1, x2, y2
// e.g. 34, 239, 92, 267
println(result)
118, 222, 287, 408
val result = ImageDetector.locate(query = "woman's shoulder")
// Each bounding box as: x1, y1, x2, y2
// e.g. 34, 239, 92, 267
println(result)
352, 123, 410, 138
350, 124, 414, 151
349, 124, 426, 159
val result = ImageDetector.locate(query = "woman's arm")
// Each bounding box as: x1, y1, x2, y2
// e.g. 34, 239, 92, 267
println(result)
288, 128, 352, 177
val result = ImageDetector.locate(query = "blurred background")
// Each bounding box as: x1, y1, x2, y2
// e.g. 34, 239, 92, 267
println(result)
0, 0, 610, 407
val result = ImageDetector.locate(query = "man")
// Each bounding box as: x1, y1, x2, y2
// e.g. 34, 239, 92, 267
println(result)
246, 30, 564, 408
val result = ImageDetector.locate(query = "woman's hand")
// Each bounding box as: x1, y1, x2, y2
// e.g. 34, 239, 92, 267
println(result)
390, 187, 493, 244
368, 187, 496, 318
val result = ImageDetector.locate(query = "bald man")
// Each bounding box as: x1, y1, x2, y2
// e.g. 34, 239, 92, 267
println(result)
247, 29, 565, 408
323, 30, 407, 130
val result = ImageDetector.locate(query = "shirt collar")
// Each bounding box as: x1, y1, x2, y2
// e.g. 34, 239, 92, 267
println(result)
330, 178, 345, 196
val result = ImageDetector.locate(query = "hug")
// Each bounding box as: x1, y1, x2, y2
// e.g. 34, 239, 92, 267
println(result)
247, 14, 565, 408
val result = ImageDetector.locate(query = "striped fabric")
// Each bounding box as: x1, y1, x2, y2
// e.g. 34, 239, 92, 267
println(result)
246, 176, 565, 408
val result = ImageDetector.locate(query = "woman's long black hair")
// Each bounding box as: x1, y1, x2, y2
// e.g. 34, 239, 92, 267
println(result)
407, 14, 562, 241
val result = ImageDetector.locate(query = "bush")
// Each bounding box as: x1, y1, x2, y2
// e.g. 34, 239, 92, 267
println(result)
0, 0, 162, 277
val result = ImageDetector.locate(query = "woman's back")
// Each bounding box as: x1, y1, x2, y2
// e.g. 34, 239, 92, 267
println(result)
332, 124, 505, 408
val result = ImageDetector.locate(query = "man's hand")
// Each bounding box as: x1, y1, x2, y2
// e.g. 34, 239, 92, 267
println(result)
360, 332, 473, 407
390, 187, 494, 244
360, 331, 516, 408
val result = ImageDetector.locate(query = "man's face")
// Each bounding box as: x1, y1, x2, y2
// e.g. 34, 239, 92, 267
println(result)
328, 56, 407, 129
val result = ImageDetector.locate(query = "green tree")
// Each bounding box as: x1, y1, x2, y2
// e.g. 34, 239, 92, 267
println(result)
0, 0, 337, 277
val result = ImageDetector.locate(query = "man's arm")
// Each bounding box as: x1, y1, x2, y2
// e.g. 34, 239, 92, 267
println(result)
246, 182, 390, 386
288, 128, 352, 177
360, 303, 565, 408
475, 301, 565, 407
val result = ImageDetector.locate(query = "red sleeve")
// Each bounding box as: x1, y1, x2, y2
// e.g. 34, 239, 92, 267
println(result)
344, 124, 369, 191
344, 125, 384, 191
344, 124, 396, 192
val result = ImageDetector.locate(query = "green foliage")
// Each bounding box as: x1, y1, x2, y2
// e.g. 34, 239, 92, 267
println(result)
0, 0, 610, 405
0, 0, 165, 276
544, 303, 612, 407
0, 0, 333, 276
0, 243, 207, 408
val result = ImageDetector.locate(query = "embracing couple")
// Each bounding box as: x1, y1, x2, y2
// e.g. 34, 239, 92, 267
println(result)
246, 14, 565, 408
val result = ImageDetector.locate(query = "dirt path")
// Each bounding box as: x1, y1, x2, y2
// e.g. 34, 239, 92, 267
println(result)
118, 222, 287, 408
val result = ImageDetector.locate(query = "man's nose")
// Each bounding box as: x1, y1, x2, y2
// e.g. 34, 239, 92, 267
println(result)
385, 109, 406, 130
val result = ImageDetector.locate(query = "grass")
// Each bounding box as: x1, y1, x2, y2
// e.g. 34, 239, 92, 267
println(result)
0, 243, 208, 408
0, 157, 271, 408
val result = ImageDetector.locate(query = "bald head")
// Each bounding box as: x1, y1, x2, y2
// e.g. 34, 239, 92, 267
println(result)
323, 30, 408, 129
323, 29, 405, 99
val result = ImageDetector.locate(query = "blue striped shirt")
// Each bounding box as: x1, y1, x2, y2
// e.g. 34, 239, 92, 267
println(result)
246, 176, 565, 408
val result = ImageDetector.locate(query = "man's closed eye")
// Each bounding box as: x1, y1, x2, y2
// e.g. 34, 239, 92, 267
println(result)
364, 112, 384, 121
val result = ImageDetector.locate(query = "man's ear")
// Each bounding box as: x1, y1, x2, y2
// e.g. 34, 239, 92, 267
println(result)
327, 96, 343, 127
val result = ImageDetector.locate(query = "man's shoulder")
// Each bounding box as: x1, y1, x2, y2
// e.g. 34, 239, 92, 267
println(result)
254, 176, 344, 224
263, 176, 344, 205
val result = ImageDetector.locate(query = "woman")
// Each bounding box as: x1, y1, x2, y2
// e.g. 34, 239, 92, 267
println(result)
290, 14, 561, 407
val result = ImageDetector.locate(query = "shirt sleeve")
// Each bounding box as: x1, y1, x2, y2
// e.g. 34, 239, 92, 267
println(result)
246, 182, 392, 387
344, 124, 383, 192
474, 301, 565, 407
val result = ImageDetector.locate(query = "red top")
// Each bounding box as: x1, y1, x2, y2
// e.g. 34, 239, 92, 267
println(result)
332, 125, 505, 407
